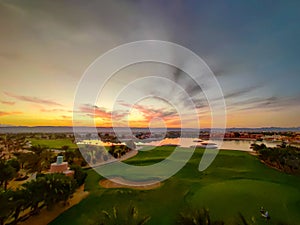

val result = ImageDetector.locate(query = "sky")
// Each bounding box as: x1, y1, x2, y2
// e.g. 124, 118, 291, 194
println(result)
0, 0, 300, 128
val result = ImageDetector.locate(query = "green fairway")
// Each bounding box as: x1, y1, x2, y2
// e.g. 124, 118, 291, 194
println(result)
50, 147, 300, 225
29, 138, 77, 149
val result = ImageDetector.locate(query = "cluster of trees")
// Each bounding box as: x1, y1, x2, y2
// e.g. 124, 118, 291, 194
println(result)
78, 145, 109, 165
1, 144, 89, 190
13, 144, 88, 169
61, 148, 88, 167
0, 133, 77, 159
46, 133, 74, 140
0, 134, 29, 158
252, 143, 300, 174
0, 165, 87, 225
70, 165, 88, 186
0, 172, 87, 225
12, 145, 56, 175
0, 159, 20, 190
78, 143, 134, 166
0, 139, 88, 225
98, 133, 120, 143
108, 144, 133, 159
25, 133, 75, 140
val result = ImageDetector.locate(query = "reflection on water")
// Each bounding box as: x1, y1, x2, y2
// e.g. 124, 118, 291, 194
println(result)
137, 138, 279, 151
79, 138, 280, 152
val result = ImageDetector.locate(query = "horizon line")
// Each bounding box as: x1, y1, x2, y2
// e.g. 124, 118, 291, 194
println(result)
1, 125, 300, 129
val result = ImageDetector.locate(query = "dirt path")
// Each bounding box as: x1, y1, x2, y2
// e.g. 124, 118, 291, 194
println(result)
18, 185, 89, 225
248, 151, 259, 156
99, 177, 161, 190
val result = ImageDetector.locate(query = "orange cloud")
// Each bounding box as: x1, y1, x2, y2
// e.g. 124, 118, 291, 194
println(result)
0, 111, 22, 117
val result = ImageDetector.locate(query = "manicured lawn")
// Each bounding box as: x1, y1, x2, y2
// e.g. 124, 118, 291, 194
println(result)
50, 147, 300, 225
29, 138, 77, 149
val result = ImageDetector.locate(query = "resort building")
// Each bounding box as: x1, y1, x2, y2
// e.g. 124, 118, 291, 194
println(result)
50, 156, 74, 177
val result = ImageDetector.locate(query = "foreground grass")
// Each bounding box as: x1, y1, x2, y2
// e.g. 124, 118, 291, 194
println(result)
50, 147, 300, 225
29, 138, 77, 149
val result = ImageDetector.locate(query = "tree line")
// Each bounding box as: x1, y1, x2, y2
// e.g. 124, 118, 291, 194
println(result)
251, 143, 300, 174
78, 143, 135, 166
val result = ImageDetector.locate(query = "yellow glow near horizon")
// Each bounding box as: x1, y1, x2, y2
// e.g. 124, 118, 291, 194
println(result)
1, 101, 300, 128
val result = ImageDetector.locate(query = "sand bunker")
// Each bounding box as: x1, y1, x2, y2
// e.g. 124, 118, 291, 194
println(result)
99, 177, 161, 190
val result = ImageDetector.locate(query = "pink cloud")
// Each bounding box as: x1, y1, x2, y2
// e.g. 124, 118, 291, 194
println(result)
119, 102, 179, 123
79, 104, 127, 121
4, 92, 62, 106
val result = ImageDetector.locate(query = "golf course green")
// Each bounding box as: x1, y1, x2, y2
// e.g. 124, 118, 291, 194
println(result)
29, 138, 78, 149
49, 147, 300, 225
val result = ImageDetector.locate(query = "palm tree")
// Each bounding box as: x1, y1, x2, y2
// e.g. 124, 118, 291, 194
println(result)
10, 188, 30, 224
178, 208, 224, 225
0, 189, 15, 225
14, 152, 29, 170
237, 213, 252, 225
94, 205, 151, 225
70, 165, 87, 186
1, 134, 27, 158
22, 173, 77, 213
22, 178, 46, 214
0, 159, 16, 190
25, 145, 54, 173
7, 158, 20, 173
43, 173, 76, 209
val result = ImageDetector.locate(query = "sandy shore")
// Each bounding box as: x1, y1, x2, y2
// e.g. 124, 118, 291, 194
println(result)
99, 177, 161, 190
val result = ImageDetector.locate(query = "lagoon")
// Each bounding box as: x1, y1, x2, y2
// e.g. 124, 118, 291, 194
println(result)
137, 138, 279, 151
80, 138, 279, 151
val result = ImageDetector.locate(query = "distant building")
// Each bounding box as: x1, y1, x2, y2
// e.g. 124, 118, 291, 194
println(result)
50, 156, 74, 177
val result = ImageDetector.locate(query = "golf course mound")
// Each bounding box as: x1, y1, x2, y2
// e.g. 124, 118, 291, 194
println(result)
99, 177, 161, 190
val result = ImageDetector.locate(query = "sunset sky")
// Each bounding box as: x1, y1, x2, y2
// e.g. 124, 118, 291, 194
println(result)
0, 0, 300, 128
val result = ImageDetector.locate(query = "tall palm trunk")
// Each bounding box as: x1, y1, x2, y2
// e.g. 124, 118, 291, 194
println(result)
4, 180, 8, 191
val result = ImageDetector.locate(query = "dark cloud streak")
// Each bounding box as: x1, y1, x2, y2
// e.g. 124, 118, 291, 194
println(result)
0, 100, 15, 105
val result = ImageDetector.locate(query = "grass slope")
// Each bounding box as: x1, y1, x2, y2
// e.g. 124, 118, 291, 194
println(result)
50, 147, 300, 225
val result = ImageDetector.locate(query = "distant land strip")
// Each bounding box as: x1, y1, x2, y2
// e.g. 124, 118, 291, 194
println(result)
0, 126, 300, 133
